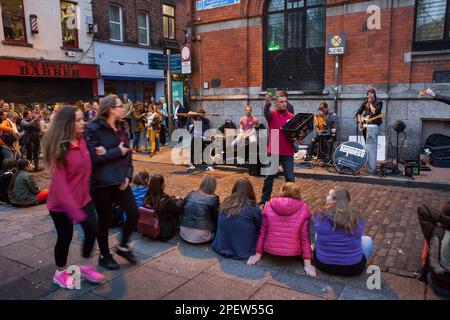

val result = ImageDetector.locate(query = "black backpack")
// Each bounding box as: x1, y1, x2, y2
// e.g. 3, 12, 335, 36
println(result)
0, 171, 13, 203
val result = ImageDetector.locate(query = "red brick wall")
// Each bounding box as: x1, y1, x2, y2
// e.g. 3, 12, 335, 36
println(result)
189, 0, 450, 91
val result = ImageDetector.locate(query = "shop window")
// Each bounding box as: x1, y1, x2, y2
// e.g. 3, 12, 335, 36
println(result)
137, 11, 149, 45
109, 4, 122, 42
1, 0, 26, 42
414, 0, 450, 51
60, 1, 78, 48
163, 4, 175, 40
264, 0, 325, 90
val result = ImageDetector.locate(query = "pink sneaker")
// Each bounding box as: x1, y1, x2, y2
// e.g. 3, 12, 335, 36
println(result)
53, 270, 76, 290
79, 265, 105, 284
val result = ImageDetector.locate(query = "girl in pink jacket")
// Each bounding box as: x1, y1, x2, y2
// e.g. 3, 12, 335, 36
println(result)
247, 182, 316, 277
43, 106, 105, 290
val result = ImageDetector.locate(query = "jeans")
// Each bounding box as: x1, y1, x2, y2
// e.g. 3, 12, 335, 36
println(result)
133, 131, 141, 148
261, 155, 295, 203
49, 201, 98, 268
361, 235, 373, 260
91, 186, 139, 256
366, 124, 378, 174
25, 138, 40, 169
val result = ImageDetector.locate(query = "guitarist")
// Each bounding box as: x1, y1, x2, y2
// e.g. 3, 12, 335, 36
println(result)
355, 88, 383, 174
356, 88, 383, 142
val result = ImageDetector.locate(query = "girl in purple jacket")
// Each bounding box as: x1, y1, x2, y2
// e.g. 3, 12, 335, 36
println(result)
247, 182, 316, 277
313, 188, 373, 276
43, 106, 105, 289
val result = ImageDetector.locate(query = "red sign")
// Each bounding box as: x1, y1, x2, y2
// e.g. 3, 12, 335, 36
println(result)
0, 58, 99, 79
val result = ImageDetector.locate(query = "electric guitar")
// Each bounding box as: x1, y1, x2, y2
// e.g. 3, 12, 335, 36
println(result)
358, 114, 384, 131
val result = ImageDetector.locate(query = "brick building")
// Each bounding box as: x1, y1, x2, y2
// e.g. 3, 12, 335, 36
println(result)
92, 0, 189, 102
187, 0, 450, 158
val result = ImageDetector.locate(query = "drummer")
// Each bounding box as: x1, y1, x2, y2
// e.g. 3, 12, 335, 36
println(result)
305, 102, 337, 161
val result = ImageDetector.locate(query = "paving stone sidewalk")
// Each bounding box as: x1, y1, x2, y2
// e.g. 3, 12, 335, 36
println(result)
0, 159, 449, 300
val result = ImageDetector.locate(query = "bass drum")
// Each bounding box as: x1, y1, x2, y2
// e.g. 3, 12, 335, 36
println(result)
333, 141, 368, 174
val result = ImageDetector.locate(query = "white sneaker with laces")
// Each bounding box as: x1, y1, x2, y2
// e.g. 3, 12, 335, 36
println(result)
206, 166, 216, 171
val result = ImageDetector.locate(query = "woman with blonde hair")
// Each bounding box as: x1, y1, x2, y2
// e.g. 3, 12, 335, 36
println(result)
247, 182, 316, 277
313, 187, 373, 276
212, 178, 262, 259
179, 174, 220, 244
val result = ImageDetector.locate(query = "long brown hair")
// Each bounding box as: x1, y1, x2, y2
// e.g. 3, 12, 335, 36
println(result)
42, 106, 79, 171
220, 178, 256, 218
144, 174, 168, 212
321, 188, 361, 234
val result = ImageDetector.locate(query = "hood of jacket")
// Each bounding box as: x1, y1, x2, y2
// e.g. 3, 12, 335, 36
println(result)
268, 197, 305, 216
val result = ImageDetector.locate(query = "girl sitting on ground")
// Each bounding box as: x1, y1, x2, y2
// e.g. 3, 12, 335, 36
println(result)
313, 187, 373, 276
247, 182, 316, 277
8, 159, 48, 207
212, 177, 262, 260
180, 175, 220, 244
132, 170, 150, 208
143, 174, 182, 241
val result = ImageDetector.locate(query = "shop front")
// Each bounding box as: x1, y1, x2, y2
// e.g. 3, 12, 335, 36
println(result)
0, 58, 99, 103
94, 42, 165, 103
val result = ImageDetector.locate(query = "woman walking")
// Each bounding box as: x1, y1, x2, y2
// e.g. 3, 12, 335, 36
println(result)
42, 106, 104, 289
85, 94, 139, 270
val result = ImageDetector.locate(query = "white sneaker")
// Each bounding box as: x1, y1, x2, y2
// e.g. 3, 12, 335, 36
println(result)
187, 164, 196, 170
206, 166, 216, 172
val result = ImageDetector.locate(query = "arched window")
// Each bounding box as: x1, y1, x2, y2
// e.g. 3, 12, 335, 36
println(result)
264, 0, 325, 91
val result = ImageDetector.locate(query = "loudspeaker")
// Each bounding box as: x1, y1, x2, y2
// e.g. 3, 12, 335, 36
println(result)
394, 120, 406, 133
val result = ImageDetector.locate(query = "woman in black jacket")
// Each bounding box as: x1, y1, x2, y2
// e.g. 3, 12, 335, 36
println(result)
180, 175, 219, 244
143, 174, 182, 242
85, 94, 139, 270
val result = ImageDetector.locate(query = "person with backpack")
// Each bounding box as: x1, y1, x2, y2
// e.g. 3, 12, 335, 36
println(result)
418, 202, 450, 298
85, 94, 139, 270
42, 106, 105, 290
212, 178, 262, 260
8, 159, 48, 207
313, 188, 373, 276
247, 182, 316, 278
140, 174, 182, 242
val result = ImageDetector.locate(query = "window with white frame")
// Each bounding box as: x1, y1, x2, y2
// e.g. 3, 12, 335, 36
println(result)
137, 11, 149, 45
109, 4, 122, 41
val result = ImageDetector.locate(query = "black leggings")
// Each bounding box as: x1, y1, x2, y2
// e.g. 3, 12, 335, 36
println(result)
50, 201, 97, 268
91, 186, 139, 256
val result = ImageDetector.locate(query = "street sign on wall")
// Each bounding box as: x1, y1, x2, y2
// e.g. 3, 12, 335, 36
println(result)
196, 0, 240, 11
327, 33, 346, 55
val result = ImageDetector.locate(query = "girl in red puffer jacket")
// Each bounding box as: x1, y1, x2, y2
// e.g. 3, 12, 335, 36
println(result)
247, 182, 316, 277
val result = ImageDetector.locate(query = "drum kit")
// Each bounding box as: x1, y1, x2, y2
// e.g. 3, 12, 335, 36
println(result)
281, 113, 368, 175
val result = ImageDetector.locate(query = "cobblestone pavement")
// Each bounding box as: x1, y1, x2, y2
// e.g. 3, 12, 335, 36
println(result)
0, 154, 449, 300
